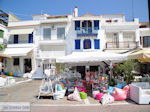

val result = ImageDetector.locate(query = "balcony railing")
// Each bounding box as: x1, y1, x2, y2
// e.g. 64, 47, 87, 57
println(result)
8, 40, 33, 44
106, 41, 139, 49
76, 27, 98, 36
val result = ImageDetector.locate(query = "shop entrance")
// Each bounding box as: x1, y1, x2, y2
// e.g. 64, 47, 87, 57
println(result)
90, 66, 98, 72
24, 59, 32, 73
76, 66, 85, 79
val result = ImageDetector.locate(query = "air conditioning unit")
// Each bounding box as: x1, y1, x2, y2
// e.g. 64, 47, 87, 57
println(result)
52, 24, 56, 30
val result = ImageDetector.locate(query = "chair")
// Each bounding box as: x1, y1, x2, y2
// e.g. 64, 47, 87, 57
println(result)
37, 78, 54, 99
129, 82, 150, 104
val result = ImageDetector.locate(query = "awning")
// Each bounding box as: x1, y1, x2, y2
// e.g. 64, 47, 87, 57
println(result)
0, 53, 11, 58
8, 28, 34, 35
128, 48, 150, 62
56, 51, 128, 64
3, 48, 33, 56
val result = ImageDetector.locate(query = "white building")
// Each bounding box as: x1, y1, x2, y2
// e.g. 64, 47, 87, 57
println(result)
2, 7, 149, 77
3, 14, 73, 76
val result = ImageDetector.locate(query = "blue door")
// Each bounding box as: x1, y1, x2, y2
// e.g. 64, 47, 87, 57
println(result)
14, 35, 18, 44
94, 39, 100, 49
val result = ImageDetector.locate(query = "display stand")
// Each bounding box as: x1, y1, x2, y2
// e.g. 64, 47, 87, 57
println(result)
37, 69, 54, 99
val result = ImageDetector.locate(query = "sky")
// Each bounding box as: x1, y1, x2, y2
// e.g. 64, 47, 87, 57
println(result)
0, 0, 149, 22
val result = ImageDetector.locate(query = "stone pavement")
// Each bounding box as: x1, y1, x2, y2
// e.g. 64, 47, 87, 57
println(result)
0, 79, 134, 105
31, 104, 150, 112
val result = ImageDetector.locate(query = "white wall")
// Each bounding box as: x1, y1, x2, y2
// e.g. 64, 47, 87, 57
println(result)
0, 24, 7, 44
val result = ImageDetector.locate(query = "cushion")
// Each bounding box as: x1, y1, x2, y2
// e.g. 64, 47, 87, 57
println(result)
80, 92, 87, 99
101, 94, 114, 105
96, 93, 104, 100
9, 73, 13, 76
112, 88, 127, 101
67, 87, 82, 101
116, 83, 123, 89
108, 86, 114, 94
92, 91, 99, 98
57, 84, 63, 91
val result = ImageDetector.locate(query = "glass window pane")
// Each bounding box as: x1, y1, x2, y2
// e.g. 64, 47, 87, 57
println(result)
57, 28, 65, 39
43, 28, 51, 40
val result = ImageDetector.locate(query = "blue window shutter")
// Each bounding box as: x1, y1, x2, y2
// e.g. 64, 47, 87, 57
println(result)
75, 21, 80, 30
75, 39, 80, 49
94, 39, 100, 49
28, 33, 33, 43
14, 35, 18, 44
94, 20, 99, 30
84, 39, 91, 49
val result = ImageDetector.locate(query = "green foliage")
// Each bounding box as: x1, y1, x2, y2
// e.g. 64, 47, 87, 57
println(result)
55, 63, 65, 75
113, 59, 140, 84
0, 44, 6, 51
113, 59, 140, 76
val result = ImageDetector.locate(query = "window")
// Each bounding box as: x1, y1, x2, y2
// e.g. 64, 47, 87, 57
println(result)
94, 39, 100, 49
84, 39, 91, 49
28, 33, 33, 43
75, 21, 80, 30
14, 35, 18, 44
43, 28, 51, 40
13, 58, 19, 66
143, 37, 150, 47
57, 28, 65, 39
0, 30, 4, 38
75, 39, 80, 49
123, 33, 135, 41
94, 20, 99, 30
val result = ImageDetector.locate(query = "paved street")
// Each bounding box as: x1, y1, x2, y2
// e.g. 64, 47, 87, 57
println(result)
31, 104, 150, 112
0, 80, 150, 112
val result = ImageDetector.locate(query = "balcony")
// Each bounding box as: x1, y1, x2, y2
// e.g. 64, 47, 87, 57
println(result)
39, 39, 66, 45
7, 40, 34, 48
105, 41, 139, 49
38, 51, 65, 59
76, 27, 98, 36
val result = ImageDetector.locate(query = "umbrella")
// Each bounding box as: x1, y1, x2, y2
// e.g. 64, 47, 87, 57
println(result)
128, 48, 150, 62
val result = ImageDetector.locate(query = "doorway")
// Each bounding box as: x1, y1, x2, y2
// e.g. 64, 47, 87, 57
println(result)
24, 59, 32, 73
113, 33, 119, 48
76, 66, 85, 79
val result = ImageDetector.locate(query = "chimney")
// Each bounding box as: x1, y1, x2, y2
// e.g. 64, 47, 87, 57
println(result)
73, 7, 78, 17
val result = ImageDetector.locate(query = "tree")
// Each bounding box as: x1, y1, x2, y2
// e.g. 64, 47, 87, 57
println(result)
113, 59, 140, 84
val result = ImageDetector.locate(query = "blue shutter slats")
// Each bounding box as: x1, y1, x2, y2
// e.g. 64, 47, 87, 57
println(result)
75, 39, 80, 49
94, 39, 100, 49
